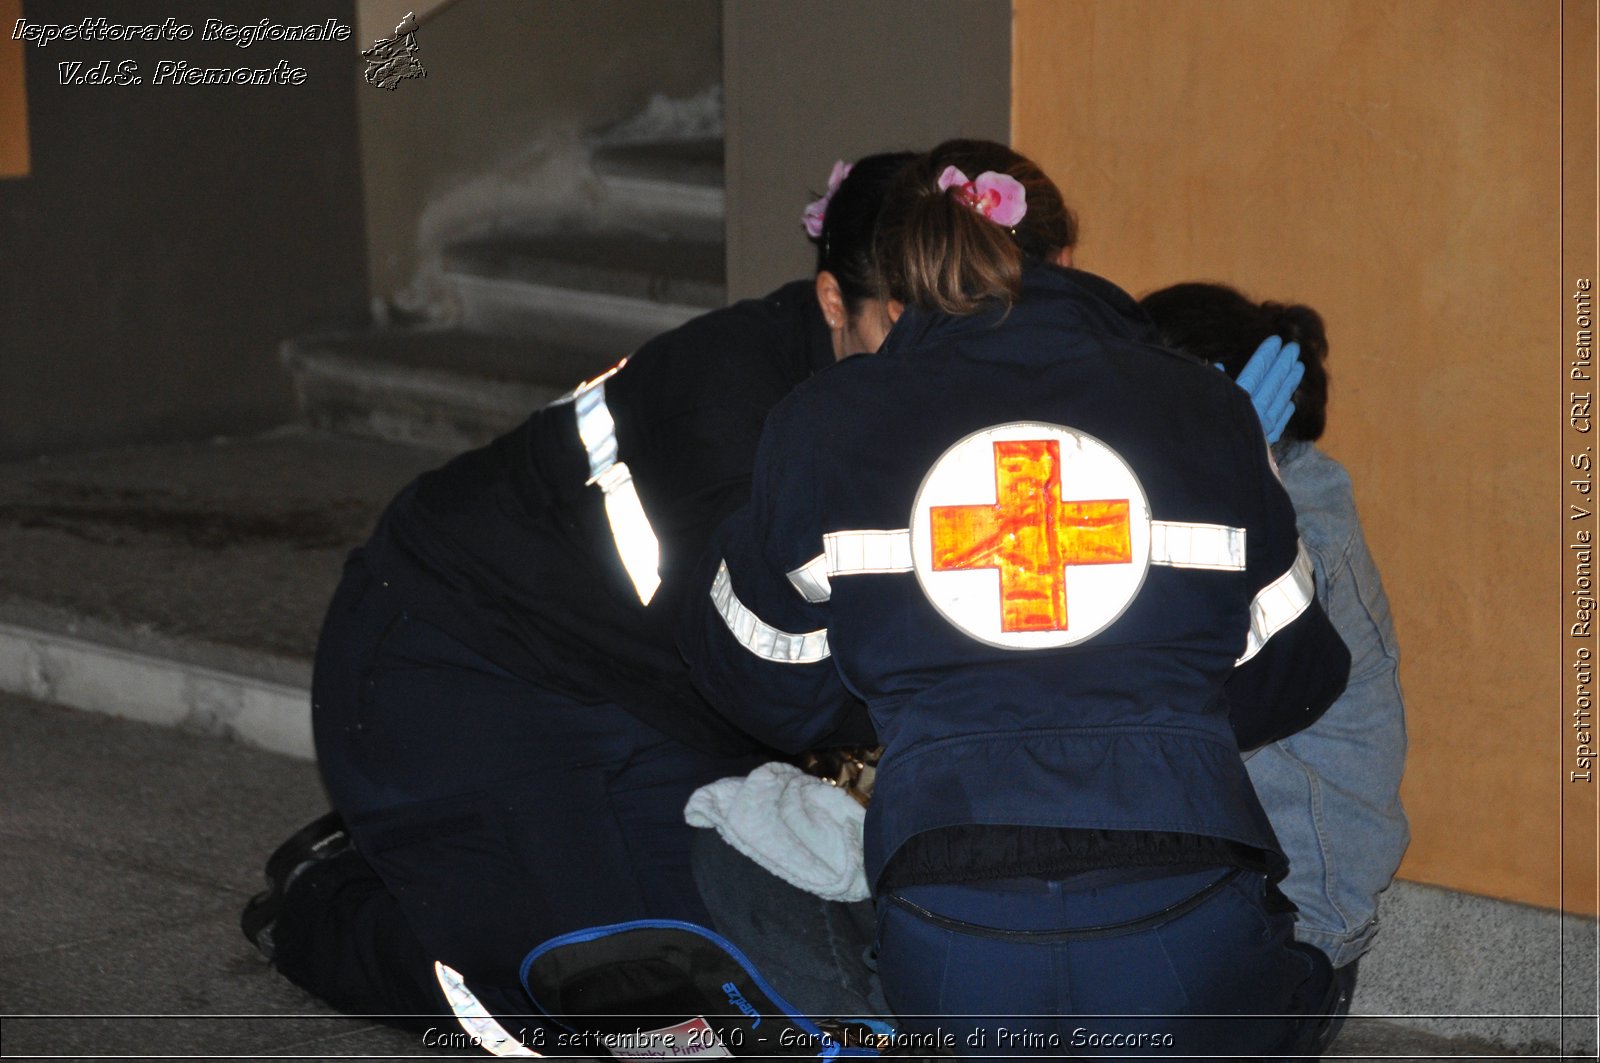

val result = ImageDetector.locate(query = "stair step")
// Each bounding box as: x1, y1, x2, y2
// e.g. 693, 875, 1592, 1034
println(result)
285, 137, 729, 447
282, 328, 621, 451
592, 137, 725, 235
0, 429, 441, 757
440, 229, 724, 339
593, 137, 724, 190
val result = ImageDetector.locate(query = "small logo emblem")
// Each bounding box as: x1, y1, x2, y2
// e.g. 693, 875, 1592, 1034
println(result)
721, 982, 761, 1028
911, 422, 1151, 648
362, 11, 426, 91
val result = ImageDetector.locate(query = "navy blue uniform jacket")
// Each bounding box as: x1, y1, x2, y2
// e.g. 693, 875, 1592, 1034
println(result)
363, 281, 846, 756
683, 266, 1350, 889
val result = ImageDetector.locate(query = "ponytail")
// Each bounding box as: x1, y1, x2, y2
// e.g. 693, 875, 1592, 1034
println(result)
874, 140, 1077, 316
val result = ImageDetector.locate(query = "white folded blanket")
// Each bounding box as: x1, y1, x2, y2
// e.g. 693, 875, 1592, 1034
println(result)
684, 761, 870, 903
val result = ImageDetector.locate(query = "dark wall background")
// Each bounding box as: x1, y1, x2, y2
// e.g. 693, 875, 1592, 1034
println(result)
0, 0, 368, 459
723, 0, 1011, 300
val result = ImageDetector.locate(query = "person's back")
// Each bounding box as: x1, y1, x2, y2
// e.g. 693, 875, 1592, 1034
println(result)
683, 140, 1352, 1057
724, 265, 1299, 886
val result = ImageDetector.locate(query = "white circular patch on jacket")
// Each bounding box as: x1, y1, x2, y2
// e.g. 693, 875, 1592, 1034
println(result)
910, 422, 1150, 649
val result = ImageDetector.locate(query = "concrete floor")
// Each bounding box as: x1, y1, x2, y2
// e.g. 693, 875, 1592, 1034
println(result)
0, 690, 434, 1059
0, 691, 1530, 1060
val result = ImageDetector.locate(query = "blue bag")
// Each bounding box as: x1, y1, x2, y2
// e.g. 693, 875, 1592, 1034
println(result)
520, 919, 897, 1059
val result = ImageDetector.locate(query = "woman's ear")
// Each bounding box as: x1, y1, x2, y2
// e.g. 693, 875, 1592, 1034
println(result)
815, 271, 848, 330
1053, 246, 1074, 268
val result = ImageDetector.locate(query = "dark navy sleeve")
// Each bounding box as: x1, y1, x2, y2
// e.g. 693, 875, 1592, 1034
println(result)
1226, 435, 1352, 749
680, 394, 860, 753
605, 284, 829, 590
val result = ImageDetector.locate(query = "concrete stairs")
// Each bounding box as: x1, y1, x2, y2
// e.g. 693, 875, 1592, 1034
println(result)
589, 136, 725, 235
281, 327, 600, 453
0, 428, 442, 759
440, 227, 724, 338
0, 136, 729, 748
282, 137, 725, 453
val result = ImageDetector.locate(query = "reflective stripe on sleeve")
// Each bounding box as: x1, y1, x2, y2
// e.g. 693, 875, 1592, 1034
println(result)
1149, 521, 1246, 571
787, 529, 914, 603
827, 528, 914, 576
569, 373, 661, 606
434, 961, 542, 1056
1235, 541, 1316, 666
712, 561, 831, 663
786, 554, 832, 603
809, 524, 1242, 585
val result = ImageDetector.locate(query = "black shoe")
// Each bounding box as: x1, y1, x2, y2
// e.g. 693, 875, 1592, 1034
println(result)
241, 810, 351, 960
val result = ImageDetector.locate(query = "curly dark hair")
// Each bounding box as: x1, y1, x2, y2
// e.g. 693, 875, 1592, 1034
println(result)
1139, 281, 1330, 442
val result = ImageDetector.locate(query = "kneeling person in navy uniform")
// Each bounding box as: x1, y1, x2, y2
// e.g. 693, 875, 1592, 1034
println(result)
241, 154, 914, 1037
681, 140, 1351, 1058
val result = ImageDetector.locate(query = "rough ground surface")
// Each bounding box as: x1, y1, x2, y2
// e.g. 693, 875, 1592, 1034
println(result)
0, 429, 441, 663
0, 692, 1526, 1061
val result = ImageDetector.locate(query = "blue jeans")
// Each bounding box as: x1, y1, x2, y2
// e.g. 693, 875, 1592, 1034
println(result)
691, 829, 888, 1022
874, 867, 1334, 1060
1250, 442, 1409, 968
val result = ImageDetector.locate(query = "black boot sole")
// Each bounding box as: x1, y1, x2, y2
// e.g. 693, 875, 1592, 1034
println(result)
241, 810, 351, 958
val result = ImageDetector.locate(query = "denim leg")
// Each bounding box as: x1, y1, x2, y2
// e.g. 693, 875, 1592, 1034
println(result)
691, 829, 888, 1022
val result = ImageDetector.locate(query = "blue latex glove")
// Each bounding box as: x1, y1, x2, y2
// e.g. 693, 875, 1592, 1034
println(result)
1229, 335, 1304, 445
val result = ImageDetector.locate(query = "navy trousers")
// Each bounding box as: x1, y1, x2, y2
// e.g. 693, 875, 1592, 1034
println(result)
272, 556, 764, 1028
875, 867, 1335, 1060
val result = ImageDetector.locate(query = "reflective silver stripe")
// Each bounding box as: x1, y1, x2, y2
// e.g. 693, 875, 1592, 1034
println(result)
1235, 541, 1316, 666
818, 524, 1246, 577
568, 371, 661, 606
573, 382, 620, 473
826, 529, 914, 576
788, 530, 915, 601
434, 961, 542, 1056
1149, 521, 1246, 571
593, 459, 662, 606
712, 561, 830, 663
787, 554, 832, 603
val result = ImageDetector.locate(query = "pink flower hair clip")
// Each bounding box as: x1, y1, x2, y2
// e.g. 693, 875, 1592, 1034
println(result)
936, 166, 1027, 227
803, 159, 853, 238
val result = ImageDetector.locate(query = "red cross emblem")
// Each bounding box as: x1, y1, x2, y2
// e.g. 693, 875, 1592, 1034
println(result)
929, 439, 1132, 632
911, 423, 1151, 649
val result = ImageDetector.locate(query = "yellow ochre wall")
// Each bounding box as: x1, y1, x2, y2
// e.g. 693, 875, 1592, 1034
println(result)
1013, 0, 1580, 911
0, 0, 28, 178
